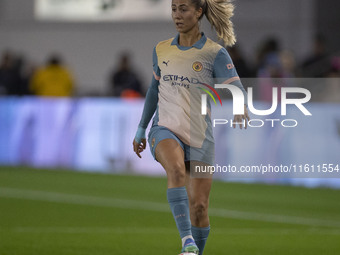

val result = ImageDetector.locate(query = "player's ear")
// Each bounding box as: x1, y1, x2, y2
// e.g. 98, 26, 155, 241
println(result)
196, 7, 203, 19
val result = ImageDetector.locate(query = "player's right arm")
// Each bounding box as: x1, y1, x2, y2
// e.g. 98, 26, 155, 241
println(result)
133, 47, 160, 158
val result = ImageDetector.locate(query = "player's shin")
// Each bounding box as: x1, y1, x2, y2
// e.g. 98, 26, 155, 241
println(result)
167, 187, 200, 254
167, 187, 192, 239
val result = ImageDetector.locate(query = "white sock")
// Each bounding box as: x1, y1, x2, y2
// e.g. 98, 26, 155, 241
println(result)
182, 235, 194, 247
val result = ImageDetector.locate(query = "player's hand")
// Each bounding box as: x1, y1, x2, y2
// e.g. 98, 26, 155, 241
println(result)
133, 138, 146, 158
233, 105, 250, 129
133, 127, 146, 158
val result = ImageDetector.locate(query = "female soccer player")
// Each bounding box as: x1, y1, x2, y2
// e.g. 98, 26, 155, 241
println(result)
133, 0, 249, 254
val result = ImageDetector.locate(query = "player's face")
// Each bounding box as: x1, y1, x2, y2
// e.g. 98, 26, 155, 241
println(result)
171, 0, 202, 33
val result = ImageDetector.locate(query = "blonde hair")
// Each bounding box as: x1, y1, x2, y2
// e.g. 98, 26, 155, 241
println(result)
192, 0, 236, 47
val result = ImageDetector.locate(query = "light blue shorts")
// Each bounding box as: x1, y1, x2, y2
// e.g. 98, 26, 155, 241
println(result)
148, 125, 215, 166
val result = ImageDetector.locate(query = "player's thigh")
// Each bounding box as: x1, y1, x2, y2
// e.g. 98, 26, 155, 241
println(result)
155, 138, 185, 174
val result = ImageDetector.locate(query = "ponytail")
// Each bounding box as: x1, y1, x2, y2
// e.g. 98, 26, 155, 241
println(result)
192, 0, 236, 47
205, 0, 236, 46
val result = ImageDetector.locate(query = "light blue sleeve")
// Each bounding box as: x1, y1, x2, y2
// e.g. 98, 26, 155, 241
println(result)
138, 76, 159, 130
213, 48, 247, 105
134, 47, 160, 143
153, 47, 161, 77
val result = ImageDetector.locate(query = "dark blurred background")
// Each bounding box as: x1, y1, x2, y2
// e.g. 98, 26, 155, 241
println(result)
0, 0, 339, 97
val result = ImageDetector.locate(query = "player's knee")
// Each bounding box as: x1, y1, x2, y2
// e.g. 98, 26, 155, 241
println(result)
166, 161, 186, 185
192, 201, 208, 219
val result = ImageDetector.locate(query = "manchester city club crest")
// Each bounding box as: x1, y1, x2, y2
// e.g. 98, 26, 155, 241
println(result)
192, 61, 203, 72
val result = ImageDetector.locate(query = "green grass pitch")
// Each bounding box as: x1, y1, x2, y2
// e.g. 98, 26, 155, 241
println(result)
0, 166, 339, 255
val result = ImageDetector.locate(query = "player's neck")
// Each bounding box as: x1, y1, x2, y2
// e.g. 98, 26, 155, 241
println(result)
179, 27, 201, 47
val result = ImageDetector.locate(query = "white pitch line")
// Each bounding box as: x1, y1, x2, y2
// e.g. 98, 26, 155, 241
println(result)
6, 227, 176, 234
0, 187, 170, 212
3, 227, 340, 235
209, 208, 340, 228
0, 187, 340, 228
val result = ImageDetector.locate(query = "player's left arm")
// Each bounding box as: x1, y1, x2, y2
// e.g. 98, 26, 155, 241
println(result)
213, 47, 250, 129
133, 47, 160, 158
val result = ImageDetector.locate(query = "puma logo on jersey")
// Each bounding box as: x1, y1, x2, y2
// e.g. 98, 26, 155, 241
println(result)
163, 60, 170, 66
